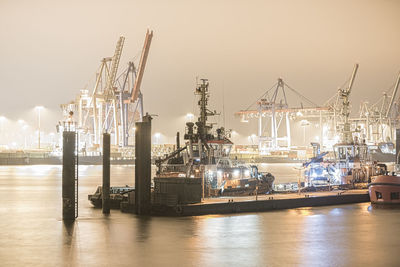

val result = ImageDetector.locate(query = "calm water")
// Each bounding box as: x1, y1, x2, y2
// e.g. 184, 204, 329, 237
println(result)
0, 164, 400, 267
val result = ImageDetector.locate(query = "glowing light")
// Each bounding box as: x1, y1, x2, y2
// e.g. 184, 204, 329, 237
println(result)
233, 169, 240, 178
153, 132, 162, 144
185, 113, 194, 122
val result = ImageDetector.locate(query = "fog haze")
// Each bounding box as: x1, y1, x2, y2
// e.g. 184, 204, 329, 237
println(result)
1, 0, 399, 142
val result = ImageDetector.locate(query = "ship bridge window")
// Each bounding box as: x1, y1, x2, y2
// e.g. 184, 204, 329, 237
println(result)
390, 192, 399, 200
376, 191, 383, 199
338, 147, 346, 160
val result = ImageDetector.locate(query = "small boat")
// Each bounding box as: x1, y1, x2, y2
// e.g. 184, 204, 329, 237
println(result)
88, 186, 134, 208
368, 175, 400, 205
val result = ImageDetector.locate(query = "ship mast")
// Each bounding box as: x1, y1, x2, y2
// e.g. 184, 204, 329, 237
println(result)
195, 79, 216, 142
339, 63, 359, 144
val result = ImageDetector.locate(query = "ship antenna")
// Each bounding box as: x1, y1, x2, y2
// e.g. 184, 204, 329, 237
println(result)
222, 83, 226, 128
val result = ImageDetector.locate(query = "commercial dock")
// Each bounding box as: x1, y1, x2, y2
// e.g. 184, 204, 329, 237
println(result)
2, 1, 400, 266
46, 32, 400, 220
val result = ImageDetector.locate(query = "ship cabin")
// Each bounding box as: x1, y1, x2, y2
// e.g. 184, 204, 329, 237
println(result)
207, 139, 233, 163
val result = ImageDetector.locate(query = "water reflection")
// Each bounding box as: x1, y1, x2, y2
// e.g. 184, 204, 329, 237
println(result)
1, 166, 400, 266
135, 215, 151, 242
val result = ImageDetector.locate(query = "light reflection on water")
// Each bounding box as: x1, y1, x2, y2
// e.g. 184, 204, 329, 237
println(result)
0, 165, 400, 266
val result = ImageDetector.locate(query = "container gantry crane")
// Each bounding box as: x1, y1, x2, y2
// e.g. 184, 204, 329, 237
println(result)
60, 30, 153, 150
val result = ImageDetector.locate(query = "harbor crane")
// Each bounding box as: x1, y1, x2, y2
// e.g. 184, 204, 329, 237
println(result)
60, 30, 153, 149
339, 63, 359, 144
235, 78, 331, 153
356, 71, 400, 143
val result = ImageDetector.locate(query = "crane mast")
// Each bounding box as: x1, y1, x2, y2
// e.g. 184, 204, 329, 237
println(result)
386, 72, 400, 118
339, 63, 359, 144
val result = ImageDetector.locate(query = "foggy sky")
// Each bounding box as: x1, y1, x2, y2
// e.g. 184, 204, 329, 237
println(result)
1, 0, 399, 143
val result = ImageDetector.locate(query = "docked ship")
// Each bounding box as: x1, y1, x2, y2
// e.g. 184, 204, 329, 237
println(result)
369, 175, 400, 205
88, 185, 134, 208
303, 64, 387, 189
368, 146, 400, 205
155, 79, 274, 197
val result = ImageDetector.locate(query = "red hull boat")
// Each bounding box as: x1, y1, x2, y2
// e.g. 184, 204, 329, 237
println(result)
369, 175, 400, 205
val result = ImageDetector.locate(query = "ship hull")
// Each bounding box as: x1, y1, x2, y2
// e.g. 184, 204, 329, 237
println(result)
368, 175, 400, 205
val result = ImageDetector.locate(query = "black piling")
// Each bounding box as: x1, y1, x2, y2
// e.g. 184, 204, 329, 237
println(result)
176, 132, 180, 157
135, 115, 152, 215
62, 131, 76, 220
102, 133, 111, 214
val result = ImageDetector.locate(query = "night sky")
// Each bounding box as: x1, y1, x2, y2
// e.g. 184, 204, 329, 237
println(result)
1, 0, 399, 142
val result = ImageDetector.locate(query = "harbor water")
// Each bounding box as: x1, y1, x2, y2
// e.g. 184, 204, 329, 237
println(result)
1, 164, 400, 266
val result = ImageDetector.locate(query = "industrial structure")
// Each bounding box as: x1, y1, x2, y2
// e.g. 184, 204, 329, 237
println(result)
236, 65, 400, 155
60, 30, 153, 150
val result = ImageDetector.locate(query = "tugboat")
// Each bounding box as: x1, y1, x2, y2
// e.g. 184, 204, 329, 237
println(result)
303, 64, 385, 189
369, 143, 400, 205
368, 174, 400, 205
155, 79, 274, 197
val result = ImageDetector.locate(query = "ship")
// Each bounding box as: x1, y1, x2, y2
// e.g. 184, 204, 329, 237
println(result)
155, 79, 274, 197
368, 175, 400, 205
368, 143, 400, 205
88, 185, 134, 208
303, 64, 387, 189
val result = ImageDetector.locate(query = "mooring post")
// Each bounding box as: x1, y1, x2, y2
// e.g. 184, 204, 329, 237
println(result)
396, 129, 400, 165
135, 114, 152, 215
62, 131, 76, 220
176, 131, 181, 158
102, 133, 111, 214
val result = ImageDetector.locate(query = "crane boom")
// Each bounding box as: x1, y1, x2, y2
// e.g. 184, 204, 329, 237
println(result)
131, 29, 153, 102
346, 63, 359, 94
106, 36, 125, 96
386, 72, 400, 118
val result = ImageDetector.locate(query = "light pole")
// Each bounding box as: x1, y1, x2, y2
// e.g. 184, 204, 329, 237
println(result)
18, 120, 26, 149
154, 132, 161, 144
22, 125, 28, 149
300, 120, 310, 145
35, 106, 44, 149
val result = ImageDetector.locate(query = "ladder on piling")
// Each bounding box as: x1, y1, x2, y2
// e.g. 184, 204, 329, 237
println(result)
75, 133, 79, 218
